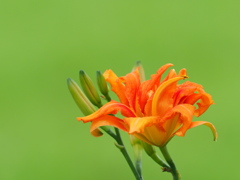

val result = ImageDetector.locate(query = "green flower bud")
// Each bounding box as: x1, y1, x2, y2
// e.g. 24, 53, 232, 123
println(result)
68, 78, 112, 136
142, 141, 170, 169
130, 135, 143, 177
79, 70, 102, 108
67, 78, 96, 115
141, 141, 156, 157
132, 61, 145, 82
130, 135, 143, 161
96, 71, 111, 102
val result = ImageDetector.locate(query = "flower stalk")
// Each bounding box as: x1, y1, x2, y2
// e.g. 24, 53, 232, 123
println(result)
114, 128, 143, 180
160, 146, 180, 180
130, 136, 144, 179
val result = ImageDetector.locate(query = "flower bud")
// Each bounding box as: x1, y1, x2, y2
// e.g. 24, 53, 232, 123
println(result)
130, 135, 143, 177
132, 61, 145, 82
142, 141, 170, 169
67, 78, 96, 115
79, 70, 102, 108
68, 78, 112, 136
130, 135, 143, 159
96, 71, 111, 101
141, 141, 156, 157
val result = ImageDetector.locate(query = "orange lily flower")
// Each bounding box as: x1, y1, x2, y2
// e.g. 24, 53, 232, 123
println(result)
77, 64, 217, 147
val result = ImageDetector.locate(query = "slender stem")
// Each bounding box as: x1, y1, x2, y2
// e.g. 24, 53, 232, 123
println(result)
98, 100, 141, 179
135, 159, 143, 179
100, 126, 117, 139
142, 141, 170, 170
114, 128, 142, 180
114, 127, 121, 138
160, 146, 180, 180
149, 153, 171, 170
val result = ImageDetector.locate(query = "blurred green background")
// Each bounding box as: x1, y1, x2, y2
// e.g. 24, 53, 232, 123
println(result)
0, 0, 239, 179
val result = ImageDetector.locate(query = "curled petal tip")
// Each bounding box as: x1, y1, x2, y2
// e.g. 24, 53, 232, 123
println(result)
91, 129, 103, 137
213, 132, 218, 141
189, 121, 218, 142
182, 75, 189, 79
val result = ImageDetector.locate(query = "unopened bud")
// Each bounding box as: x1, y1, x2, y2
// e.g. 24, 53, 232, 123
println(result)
141, 141, 156, 156
130, 135, 143, 161
132, 61, 145, 83
67, 78, 96, 115
79, 70, 102, 108
96, 71, 111, 101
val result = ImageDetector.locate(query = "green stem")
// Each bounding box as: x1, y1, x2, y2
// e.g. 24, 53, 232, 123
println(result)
100, 126, 117, 139
160, 146, 180, 180
135, 159, 143, 179
142, 141, 170, 171
149, 153, 171, 171
98, 99, 141, 179
114, 128, 142, 180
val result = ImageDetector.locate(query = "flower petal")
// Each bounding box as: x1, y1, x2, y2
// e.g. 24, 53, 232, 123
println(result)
161, 68, 187, 84
124, 116, 180, 147
138, 63, 173, 112
161, 69, 177, 83
144, 98, 153, 116
188, 121, 218, 141
77, 100, 136, 123
163, 104, 195, 137
194, 93, 214, 117
103, 70, 129, 105
124, 116, 167, 146
152, 76, 186, 116
90, 115, 128, 137
124, 116, 160, 134
120, 69, 141, 111
178, 68, 187, 77
174, 81, 214, 117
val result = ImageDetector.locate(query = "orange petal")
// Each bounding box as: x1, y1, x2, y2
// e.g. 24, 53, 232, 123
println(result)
144, 98, 153, 116
135, 96, 144, 117
189, 121, 218, 141
194, 92, 214, 117
124, 116, 178, 147
120, 69, 141, 111
163, 104, 195, 137
124, 116, 160, 134
161, 69, 177, 83
77, 101, 136, 123
138, 63, 173, 112
90, 115, 128, 137
103, 70, 129, 105
178, 68, 187, 77
173, 81, 202, 106
174, 81, 214, 117
131, 133, 157, 146
152, 76, 186, 117
124, 116, 167, 146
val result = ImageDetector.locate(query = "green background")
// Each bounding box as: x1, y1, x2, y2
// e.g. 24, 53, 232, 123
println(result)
1, 0, 239, 179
